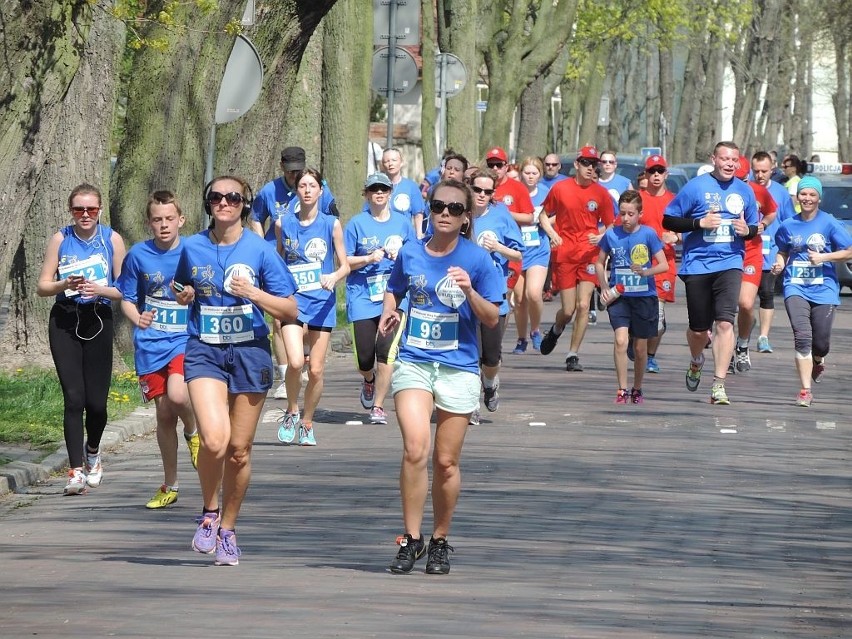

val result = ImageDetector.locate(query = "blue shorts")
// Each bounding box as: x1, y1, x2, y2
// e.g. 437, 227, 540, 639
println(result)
607, 296, 659, 339
392, 359, 480, 415
184, 336, 273, 394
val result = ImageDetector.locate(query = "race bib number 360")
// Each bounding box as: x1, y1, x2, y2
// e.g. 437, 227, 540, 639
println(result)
199, 304, 254, 344
406, 308, 459, 351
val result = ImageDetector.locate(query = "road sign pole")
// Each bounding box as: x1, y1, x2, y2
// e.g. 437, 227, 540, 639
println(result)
385, 0, 398, 148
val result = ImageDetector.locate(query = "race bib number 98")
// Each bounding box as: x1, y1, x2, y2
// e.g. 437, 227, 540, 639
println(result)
406, 308, 459, 351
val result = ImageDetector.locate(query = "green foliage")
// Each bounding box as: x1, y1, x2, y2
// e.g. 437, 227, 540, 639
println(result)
0, 368, 144, 447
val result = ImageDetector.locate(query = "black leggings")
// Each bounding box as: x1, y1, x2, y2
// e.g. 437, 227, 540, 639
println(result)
479, 314, 508, 368
49, 302, 114, 468
784, 295, 834, 358
352, 314, 403, 373
758, 271, 776, 310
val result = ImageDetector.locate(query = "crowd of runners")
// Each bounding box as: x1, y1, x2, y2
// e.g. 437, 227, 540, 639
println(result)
37, 140, 851, 573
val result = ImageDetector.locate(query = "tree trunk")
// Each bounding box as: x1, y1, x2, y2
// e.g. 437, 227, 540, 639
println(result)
516, 72, 548, 161
438, 0, 479, 162
834, 40, 851, 160
578, 49, 606, 148
282, 29, 325, 166
420, 0, 438, 169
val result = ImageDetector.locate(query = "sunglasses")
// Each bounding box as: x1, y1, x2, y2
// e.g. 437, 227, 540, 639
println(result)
70, 206, 100, 217
544, 163, 560, 167
646, 167, 666, 174
577, 158, 598, 167
601, 159, 617, 164
486, 162, 506, 169
429, 200, 466, 217
207, 191, 245, 206
471, 186, 495, 196
366, 185, 391, 193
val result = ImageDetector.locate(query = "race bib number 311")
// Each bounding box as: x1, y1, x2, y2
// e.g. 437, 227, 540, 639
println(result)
144, 296, 188, 333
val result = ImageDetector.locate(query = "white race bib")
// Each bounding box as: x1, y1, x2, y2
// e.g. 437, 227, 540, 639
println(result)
199, 304, 254, 344
406, 307, 459, 351
144, 296, 188, 333
288, 262, 323, 293
58, 255, 109, 298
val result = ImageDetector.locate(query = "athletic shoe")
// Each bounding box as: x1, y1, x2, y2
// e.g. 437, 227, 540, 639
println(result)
539, 325, 560, 355
468, 409, 481, 426
277, 410, 299, 444
615, 389, 629, 405
735, 346, 751, 373
646, 356, 660, 373
63, 468, 87, 495
812, 360, 825, 383
565, 355, 583, 372
796, 389, 813, 407
85, 449, 102, 487
389, 533, 426, 574
146, 485, 178, 509
272, 381, 287, 399
483, 378, 500, 412
685, 355, 704, 392
301, 357, 310, 384
710, 383, 730, 405
727, 356, 736, 375
214, 529, 241, 566
587, 310, 597, 326
192, 511, 220, 554
185, 432, 200, 469
626, 338, 635, 362
630, 388, 644, 405
360, 378, 375, 409
425, 537, 454, 575
530, 330, 543, 351
511, 338, 528, 354
542, 289, 553, 302
298, 423, 317, 446
369, 406, 388, 425
757, 336, 773, 353
595, 288, 606, 311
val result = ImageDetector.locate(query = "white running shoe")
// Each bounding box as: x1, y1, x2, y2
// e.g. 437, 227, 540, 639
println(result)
85, 450, 102, 487
64, 468, 87, 495
273, 382, 287, 399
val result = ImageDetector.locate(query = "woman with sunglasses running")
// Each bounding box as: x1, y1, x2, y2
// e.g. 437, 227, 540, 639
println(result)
466, 168, 523, 425
344, 172, 415, 424
175, 176, 298, 565
276, 168, 349, 446
380, 178, 504, 575
37, 184, 127, 495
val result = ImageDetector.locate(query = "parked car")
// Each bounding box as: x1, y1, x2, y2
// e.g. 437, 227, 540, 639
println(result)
816, 173, 852, 292
672, 163, 712, 180
559, 154, 689, 193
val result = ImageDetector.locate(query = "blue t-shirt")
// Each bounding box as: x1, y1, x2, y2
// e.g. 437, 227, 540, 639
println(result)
344, 210, 415, 322
279, 212, 340, 327
387, 237, 505, 374
422, 166, 441, 189
390, 177, 426, 223
774, 210, 852, 305
174, 230, 297, 342
55, 224, 116, 305
117, 239, 188, 375
599, 173, 632, 207
251, 176, 338, 243
522, 184, 552, 268
598, 225, 664, 297
471, 203, 524, 315
762, 179, 797, 270
665, 173, 759, 275
540, 174, 567, 189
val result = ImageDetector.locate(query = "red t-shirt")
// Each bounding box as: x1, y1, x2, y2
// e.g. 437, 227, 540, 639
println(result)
542, 178, 615, 262
746, 179, 777, 261
494, 178, 534, 218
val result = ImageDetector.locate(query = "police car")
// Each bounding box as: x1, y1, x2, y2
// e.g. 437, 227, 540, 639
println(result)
808, 163, 852, 291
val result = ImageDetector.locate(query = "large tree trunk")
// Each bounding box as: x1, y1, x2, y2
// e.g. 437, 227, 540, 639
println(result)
834, 39, 851, 160
438, 0, 479, 162
322, 0, 372, 220
420, 0, 438, 170
516, 72, 548, 161
0, 2, 124, 368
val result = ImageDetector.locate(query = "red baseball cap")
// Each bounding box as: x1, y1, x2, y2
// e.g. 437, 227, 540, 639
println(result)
486, 147, 508, 163
576, 146, 600, 161
645, 154, 668, 170
734, 155, 750, 179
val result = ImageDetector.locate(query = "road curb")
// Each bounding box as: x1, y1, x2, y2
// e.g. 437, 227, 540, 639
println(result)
0, 405, 156, 496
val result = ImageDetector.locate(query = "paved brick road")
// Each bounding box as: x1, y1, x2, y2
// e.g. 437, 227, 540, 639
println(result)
2, 287, 850, 638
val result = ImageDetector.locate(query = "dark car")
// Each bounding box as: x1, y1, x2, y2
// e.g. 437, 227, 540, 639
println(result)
817, 174, 852, 291
672, 163, 712, 180
559, 154, 688, 193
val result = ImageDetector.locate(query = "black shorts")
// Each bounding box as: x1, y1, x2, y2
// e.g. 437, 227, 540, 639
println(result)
681, 269, 742, 331
607, 296, 659, 339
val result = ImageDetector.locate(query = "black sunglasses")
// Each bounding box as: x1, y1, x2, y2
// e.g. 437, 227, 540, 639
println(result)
486, 162, 506, 169
544, 163, 560, 167
366, 185, 391, 193
429, 199, 466, 217
471, 186, 495, 196
646, 167, 666, 175
577, 158, 598, 167
207, 191, 245, 206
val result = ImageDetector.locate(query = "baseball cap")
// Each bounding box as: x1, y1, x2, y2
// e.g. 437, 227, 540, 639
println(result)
734, 156, 750, 179
645, 154, 668, 170
364, 172, 393, 189
281, 146, 307, 171
485, 147, 508, 163
576, 146, 600, 161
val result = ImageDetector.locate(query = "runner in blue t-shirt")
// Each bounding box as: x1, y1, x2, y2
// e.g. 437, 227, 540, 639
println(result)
276, 168, 349, 447
595, 190, 668, 405
344, 172, 414, 425
771, 176, 852, 408
598, 151, 633, 208
117, 191, 199, 509
175, 175, 298, 566
540, 153, 568, 189
37, 183, 127, 496
467, 168, 523, 425
382, 147, 427, 239
380, 178, 503, 576
662, 141, 759, 405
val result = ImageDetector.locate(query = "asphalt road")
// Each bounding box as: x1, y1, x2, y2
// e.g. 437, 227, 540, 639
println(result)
1, 285, 850, 638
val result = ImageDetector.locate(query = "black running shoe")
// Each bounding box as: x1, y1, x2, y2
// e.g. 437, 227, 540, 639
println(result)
565, 355, 583, 372
539, 324, 560, 355
389, 534, 426, 574
425, 537, 454, 575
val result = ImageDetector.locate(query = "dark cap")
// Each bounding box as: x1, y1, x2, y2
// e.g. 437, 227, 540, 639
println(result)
281, 146, 306, 171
